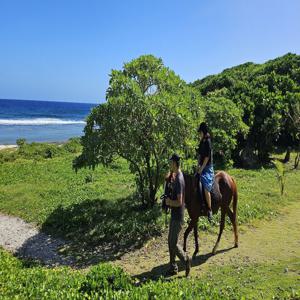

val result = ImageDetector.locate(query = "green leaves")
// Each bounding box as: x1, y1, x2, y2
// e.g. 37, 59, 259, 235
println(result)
203, 96, 248, 166
80, 263, 133, 297
74, 55, 203, 205
192, 53, 300, 164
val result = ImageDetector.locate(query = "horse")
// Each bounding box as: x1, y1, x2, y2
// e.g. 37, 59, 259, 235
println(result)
164, 171, 238, 258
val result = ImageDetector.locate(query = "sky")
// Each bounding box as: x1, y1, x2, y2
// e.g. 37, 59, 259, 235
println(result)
0, 0, 300, 104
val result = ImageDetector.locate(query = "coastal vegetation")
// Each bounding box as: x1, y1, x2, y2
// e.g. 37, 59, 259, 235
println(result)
74, 53, 300, 205
1, 53, 300, 299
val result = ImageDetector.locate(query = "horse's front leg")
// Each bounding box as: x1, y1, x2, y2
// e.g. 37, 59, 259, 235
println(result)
193, 219, 199, 259
183, 220, 194, 252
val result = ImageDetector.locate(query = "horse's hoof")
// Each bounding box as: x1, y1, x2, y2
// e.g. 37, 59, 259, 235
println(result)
212, 247, 217, 255
192, 252, 198, 260
234, 243, 239, 248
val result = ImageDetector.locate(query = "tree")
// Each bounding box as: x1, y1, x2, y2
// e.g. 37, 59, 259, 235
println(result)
285, 93, 300, 168
203, 96, 248, 166
192, 53, 300, 164
73, 55, 202, 206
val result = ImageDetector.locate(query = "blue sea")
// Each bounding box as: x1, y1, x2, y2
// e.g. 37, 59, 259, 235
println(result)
0, 99, 97, 144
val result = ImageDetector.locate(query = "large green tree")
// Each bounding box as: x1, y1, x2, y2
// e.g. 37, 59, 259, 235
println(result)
192, 53, 300, 164
203, 95, 248, 166
74, 55, 202, 206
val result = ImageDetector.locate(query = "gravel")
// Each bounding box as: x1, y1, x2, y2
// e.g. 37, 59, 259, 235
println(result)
0, 213, 74, 266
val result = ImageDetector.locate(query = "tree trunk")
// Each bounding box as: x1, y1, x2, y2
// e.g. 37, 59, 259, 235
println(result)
136, 173, 146, 206
149, 186, 157, 207
282, 147, 291, 163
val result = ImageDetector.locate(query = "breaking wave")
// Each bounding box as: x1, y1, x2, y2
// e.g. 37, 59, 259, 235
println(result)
0, 118, 86, 126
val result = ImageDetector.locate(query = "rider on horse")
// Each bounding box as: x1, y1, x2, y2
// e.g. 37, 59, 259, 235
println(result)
196, 122, 214, 223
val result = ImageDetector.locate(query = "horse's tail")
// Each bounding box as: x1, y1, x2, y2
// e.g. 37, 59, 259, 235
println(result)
231, 176, 238, 219
230, 175, 239, 247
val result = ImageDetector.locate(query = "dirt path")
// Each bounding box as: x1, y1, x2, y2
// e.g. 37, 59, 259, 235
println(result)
0, 213, 74, 266
114, 200, 300, 279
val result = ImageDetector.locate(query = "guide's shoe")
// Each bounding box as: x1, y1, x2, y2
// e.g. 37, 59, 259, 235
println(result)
185, 256, 191, 277
165, 267, 178, 277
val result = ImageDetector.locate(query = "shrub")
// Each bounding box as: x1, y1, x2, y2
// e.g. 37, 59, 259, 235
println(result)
80, 263, 133, 297
0, 139, 82, 163
63, 137, 82, 153
16, 138, 27, 147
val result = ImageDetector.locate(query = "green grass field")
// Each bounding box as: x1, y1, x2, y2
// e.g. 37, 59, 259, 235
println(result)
0, 148, 299, 250
0, 144, 299, 299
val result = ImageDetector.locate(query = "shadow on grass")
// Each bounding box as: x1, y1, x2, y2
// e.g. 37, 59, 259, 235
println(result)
134, 246, 236, 282
41, 196, 162, 266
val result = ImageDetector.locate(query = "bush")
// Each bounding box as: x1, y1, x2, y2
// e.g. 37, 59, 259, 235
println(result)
0, 138, 82, 163
62, 137, 82, 153
0, 248, 84, 299
0, 150, 18, 163
16, 138, 27, 147
80, 263, 133, 297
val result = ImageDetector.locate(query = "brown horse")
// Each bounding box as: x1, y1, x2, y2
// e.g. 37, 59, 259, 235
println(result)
183, 171, 238, 258
164, 171, 238, 258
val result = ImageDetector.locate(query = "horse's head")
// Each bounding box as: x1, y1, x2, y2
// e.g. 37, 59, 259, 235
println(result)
163, 172, 175, 195
161, 172, 175, 213
165, 171, 175, 182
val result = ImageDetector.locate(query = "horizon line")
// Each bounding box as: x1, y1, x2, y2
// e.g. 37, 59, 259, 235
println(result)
0, 98, 100, 105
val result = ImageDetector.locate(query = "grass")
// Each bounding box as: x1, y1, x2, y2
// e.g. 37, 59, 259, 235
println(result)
0, 155, 135, 224
201, 258, 300, 300
0, 146, 163, 264
1, 248, 299, 299
0, 144, 299, 298
0, 145, 300, 263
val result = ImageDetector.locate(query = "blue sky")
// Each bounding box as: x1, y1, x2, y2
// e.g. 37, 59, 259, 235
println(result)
1, 0, 300, 104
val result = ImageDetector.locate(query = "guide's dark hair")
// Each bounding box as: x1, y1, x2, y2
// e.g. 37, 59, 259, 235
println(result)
169, 153, 181, 167
174, 160, 180, 168
198, 122, 209, 135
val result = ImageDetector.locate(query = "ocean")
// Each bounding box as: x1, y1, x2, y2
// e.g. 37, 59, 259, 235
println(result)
0, 99, 97, 144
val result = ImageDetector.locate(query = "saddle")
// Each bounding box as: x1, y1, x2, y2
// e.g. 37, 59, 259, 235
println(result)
197, 178, 207, 211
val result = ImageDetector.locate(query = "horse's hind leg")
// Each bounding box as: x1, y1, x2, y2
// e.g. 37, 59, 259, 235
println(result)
212, 208, 226, 255
227, 208, 238, 248
193, 219, 199, 259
